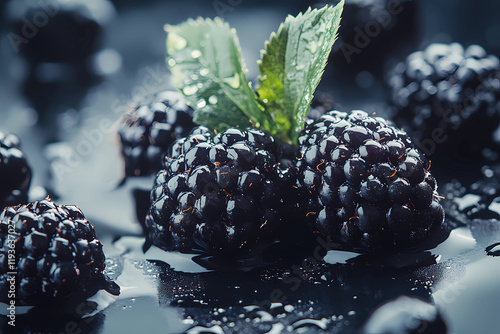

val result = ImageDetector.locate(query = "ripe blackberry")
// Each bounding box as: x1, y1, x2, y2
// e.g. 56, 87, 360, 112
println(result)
118, 90, 196, 177
388, 43, 500, 161
145, 126, 294, 255
295, 110, 444, 252
0, 132, 31, 210
0, 198, 109, 306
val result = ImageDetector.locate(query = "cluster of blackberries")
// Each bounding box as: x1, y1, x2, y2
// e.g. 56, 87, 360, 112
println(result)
389, 43, 500, 161
144, 110, 444, 254
0, 199, 108, 305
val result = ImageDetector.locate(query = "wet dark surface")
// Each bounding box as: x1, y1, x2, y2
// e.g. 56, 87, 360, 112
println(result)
1, 0, 500, 333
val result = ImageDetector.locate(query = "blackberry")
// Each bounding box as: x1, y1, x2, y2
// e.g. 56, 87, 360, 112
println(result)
295, 110, 444, 252
118, 90, 196, 177
7, 0, 107, 65
0, 198, 109, 305
6, 0, 112, 120
388, 43, 500, 161
145, 126, 294, 255
0, 132, 31, 210
305, 0, 418, 76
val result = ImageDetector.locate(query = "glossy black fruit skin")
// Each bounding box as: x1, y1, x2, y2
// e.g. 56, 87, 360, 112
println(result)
295, 110, 444, 252
145, 126, 295, 256
0, 199, 106, 306
118, 90, 196, 177
388, 43, 500, 161
0, 132, 31, 210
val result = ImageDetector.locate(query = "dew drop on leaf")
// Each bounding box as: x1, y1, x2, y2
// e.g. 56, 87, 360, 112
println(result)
208, 95, 218, 104
183, 85, 198, 95
223, 73, 240, 89
167, 32, 187, 51
197, 99, 207, 108
200, 68, 209, 76
191, 50, 202, 59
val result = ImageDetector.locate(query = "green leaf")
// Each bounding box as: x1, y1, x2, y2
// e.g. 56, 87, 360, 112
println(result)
257, 2, 344, 143
166, 17, 272, 132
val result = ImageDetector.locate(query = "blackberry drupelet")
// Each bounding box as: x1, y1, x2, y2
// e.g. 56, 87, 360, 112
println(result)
0, 132, 31, 210
0, 198, 108, 305
295, 110, 444, 252
145, 126, 294, 255
388, 43, 500, 161
118, 90, 196, 176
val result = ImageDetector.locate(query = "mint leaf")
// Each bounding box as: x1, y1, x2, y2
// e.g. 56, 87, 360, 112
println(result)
166, 18, 272, 132
257, 2, 344, 143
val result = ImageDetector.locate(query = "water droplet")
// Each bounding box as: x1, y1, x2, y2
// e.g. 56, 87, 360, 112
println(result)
255, 310, 273, 322
284, 305, 295, 312
243, 305, 259, 312
187, 325, 224, 334
168, 59, 176, 67
183, 85, 198, 95
209, 96, 218, 104
292, 318, 328, 330
200, 68, 209, 76
167, 32, 187, 51
197, 99, 207, 108
297, 64, 305, 70
197, 83, 203, 89
190, 74, 199, 81
270, 302, 282, 309
223, 73, 240, 89
191, 50, 202, 59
